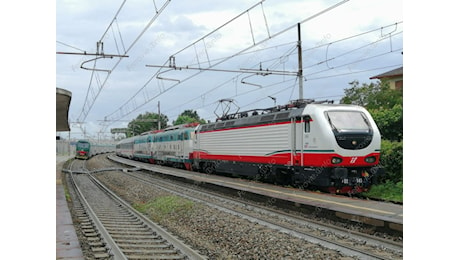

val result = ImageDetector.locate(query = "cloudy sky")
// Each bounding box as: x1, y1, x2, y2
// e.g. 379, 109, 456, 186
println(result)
56, 0, 403, 139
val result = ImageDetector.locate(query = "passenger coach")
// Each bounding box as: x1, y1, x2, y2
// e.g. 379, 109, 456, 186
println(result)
150, 124, 197, 170
115, 136, 135, 159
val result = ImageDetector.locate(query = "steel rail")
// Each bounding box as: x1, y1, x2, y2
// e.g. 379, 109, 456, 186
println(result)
85, 171, 207, 260
68, 158, 207, 259
121, 170, 401, 260
68, 161, 126, 259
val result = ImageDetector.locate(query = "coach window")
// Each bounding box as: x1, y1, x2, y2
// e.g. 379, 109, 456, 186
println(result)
304, 116, 311, 133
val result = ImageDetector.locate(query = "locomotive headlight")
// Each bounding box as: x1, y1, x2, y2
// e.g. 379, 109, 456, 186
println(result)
365, 156, 376, 163
331, 157, 342, 164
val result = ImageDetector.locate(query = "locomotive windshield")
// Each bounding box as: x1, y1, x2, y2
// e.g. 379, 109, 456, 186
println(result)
325, 111, 370, 133
77, 142, 90, 149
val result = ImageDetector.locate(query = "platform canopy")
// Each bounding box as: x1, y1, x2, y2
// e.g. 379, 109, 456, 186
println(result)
56, 88, 72, 131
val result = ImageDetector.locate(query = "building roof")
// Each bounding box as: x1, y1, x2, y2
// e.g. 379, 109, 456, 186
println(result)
56, 88, 72, 131
370, 66, 403, 79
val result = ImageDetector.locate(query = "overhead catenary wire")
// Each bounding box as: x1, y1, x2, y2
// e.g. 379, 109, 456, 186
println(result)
76, 0, 172, 124
102, 0, 351, 127
102, 0, 272, 124
116, 29, 402, 129
56, 41, 87, 53
98, 0, 127, 43
67, 0, 402, 137
162, 61, 402, 123
157, 22, 402, 107
151, 22, 402, 120
238, 22, 403, 72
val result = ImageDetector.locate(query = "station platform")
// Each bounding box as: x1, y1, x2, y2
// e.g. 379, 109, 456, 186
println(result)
109, 155, 403, 231
56, 155, 84, 260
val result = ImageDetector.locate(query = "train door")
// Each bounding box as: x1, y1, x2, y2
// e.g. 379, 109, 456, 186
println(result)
290, 117, 296, 166
179, 130, 185, 159
292, 116, 308, 167
301, 115, 312, 166
182, 130, 191, 158
147, 135, 154, 163
292, 115, 312, 167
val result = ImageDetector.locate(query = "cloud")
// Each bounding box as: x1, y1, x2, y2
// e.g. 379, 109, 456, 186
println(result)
56, 0, 403, 139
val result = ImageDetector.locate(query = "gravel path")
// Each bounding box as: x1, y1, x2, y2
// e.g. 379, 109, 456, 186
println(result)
85, 157, 358, 259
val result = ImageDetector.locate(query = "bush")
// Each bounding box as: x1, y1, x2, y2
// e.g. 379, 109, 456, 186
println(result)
370, 104, 403, 142
364, 181, 403, 202
379, 139, 403, 183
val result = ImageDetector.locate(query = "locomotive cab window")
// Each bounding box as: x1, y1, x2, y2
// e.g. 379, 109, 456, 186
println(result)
77, 142, 90, 149
304, 116, 311, 133
325, 111, 370, 133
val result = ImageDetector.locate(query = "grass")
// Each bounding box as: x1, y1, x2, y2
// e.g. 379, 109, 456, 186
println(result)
134, 195, 195, 221
363, 181, 403, 203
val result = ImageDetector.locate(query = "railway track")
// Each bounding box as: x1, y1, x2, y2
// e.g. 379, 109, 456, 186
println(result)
66, 159, 206, 260
108, 168, 403, 260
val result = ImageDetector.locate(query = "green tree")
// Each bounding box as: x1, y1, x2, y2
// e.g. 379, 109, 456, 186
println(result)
341, 80, 402, 110
379, 140, 403, 183
127, 112, 168, 136
173, 110, 206, 125
341, 80, 378, 107
369, 104, 403, 141
340, 80, 403, 141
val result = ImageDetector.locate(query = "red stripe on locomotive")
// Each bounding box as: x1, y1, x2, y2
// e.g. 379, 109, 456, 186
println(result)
193, 151, 380, 167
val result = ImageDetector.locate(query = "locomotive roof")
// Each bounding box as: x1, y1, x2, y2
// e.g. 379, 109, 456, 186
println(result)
199, 102, 308, 132
197, 99, 366, 132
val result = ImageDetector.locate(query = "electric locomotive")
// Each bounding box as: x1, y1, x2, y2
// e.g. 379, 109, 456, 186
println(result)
75, 140, 91, 159
76, 140, 116, 160
115, 100, 383, 193
192, 99, 383, 193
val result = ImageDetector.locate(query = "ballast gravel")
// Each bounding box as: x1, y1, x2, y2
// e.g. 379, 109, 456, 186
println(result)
88, 167, 357, 260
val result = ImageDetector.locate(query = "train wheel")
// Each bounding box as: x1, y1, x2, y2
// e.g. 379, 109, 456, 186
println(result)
173, 162, 183, 169
274, 168, 293, 186
203, 162, 216, 175
257, 164, 273, 182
